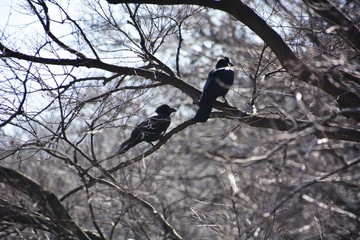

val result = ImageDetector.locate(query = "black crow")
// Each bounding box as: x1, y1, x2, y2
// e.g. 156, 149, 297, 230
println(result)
194, 57, 234, 122
118, 104, 177, 154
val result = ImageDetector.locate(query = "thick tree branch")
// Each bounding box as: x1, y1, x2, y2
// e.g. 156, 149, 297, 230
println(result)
0, 41, 199, 99
106, 0, 360, 121
213, 107, 360, 142
303, 0, 360, 52
0, 166, 94, 240
2, 41, 360, 142
0, 199, 52, 231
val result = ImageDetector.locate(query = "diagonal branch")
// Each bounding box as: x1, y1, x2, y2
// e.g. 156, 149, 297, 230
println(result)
266, 156, 360, 219
97, 178, 183, 239
106, 0, 360, 121
26, 0, 87, 59
125, 4, 176, 76
2, 41, 360, 142
0, 166, 94, 240
0, 41, 199, 99
303, 0, 360, 52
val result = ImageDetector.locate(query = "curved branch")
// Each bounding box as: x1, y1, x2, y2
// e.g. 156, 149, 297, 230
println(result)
0, 73, 27, 128
26, 0, 87, 59
126, 4, 176, 76
60, 119, 197, 202
107, 118, 197, 171
97, 178, 183, 239
3, 41, 360, 142
0, 166, 94, 240
106, 0, 360, 121
0, 199, 53, 231
303, 0, 360, 52
0, 41, 200, 100
214, 105, 360, 142
267, 156, 360, 219
2, 41, 360, 142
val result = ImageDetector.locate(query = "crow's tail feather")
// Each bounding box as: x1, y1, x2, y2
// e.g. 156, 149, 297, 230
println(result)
118, 138, 139, 154
194, 100, 215, 122
117, 140, 131, 155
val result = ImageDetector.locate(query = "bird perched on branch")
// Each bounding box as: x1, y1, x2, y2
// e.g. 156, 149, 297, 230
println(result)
118, 104, 177, 154
194, 57, 234, 122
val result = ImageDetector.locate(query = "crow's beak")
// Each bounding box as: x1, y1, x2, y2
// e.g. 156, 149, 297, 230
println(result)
169, 108, 177, 113
229, 62, 234, 66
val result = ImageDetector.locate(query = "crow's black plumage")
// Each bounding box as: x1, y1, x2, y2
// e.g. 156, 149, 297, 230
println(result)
118, 104, 177, 154
194, 57, 234, 122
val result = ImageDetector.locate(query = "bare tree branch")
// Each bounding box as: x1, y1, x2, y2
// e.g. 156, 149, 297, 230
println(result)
303, 0, 360, 52
0, 166, 96, 240
106, 0, 360, 121
2, 40, 360, 142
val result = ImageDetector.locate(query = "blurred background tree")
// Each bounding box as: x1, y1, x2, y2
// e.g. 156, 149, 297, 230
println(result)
1, 0, 359, 239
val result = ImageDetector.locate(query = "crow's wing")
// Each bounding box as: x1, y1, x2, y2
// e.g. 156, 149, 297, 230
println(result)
138, 115, 171, 142
201, 67, 234, 98
118, 112, 172, 154
202, 70, 216, 93
210, 67, 234, 93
